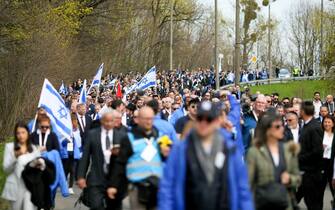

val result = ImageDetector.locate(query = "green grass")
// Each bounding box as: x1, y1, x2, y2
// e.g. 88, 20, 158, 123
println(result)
249, 80, 331, 99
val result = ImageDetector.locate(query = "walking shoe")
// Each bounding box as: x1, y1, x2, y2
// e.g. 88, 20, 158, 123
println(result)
69, 188, 74, 195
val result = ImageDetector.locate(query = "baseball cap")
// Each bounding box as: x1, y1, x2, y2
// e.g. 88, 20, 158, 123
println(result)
196, 101, 220, 121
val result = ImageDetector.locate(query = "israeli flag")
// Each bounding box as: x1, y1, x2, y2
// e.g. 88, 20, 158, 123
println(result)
125, 82, 138, 95
58, 80, 68, 95
79, 79, 87, 104
105, 78, 117, 88
37, 79, 72, 141
135, 66, 156, 90
88, 63, 104, 93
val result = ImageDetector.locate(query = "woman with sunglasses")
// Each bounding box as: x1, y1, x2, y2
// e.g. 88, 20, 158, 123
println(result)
2, 122, 41, 210
30, 115, 60, 152
321, 115, 335, 204
246, 110, 301, 210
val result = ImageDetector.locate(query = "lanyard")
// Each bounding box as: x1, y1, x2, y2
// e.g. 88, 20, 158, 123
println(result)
144, 137, 154, 145
38, 129, 50, 147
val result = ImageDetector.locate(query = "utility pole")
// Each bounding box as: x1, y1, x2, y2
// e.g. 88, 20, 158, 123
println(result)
170, 0, 173, 71
215, 0, 220, 90
234, 0, 241, 85
320, 0, 324, 75
267, 2, 272, 79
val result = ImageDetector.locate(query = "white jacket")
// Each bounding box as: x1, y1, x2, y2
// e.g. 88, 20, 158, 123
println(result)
1, 143, 40, 202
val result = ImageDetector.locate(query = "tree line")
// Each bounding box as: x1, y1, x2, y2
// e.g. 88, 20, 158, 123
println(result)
0, 0, 334, 139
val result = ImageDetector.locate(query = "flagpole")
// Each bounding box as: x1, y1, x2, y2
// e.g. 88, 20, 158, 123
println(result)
31, 114, 38, 133
96, 87, 99, 103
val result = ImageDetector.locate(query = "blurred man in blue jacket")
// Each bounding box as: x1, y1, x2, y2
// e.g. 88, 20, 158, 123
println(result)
219, 91, 245, 154
159, 101, 254, 210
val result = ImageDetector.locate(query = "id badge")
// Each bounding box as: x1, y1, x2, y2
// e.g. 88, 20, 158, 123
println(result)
140, 144, 157, 162
67, 142, 74, 152
215, 152, 225, 169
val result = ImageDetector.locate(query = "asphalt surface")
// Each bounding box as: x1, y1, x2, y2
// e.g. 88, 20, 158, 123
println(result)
55, 186, 333, 210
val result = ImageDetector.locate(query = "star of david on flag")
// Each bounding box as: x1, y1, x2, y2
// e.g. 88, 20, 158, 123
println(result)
36, 79, 72, 141
87, 63, 104, 94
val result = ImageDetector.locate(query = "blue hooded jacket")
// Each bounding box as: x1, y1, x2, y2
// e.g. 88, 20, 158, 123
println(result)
242, 113, 257, 153
169, 107, 186, 126
227, 94, 245, 154
154, 115, 178, 142
158, 130, 254, 210
42, 150, 69, 199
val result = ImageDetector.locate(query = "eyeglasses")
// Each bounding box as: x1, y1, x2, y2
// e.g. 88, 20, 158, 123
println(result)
196, 115, 215, 123
41, 126, 50, 129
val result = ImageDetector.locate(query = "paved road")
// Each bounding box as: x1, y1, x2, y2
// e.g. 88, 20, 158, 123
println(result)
55, 187, 130, 210
55, 186, 333, 210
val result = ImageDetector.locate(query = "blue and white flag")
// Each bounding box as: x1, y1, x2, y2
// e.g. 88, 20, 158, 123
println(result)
105, 78, 117, 88
88, 63, 104, 93
125, 82, 138, 95
37, 79, 72, 141
135, 66, 156, 90
78, 79, 87, 104
58, 80, 68, 95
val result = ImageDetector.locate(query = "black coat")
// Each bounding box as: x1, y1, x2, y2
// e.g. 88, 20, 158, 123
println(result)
22, 158, 56, 209
321, 132, 335, 172
324, 102, 335, 115
298, 118, 323, 172
77, 128, 125, 187
282, 125, 302, 142
30, 131, 60, 152
77, 114, 93, 142
108, 126, 160, 195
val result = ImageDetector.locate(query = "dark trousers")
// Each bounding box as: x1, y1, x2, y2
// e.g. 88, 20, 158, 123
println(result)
88, 186, 122, 210
296, 171, 323, 210
62, 155, 77, 188
321, 160, 335, 208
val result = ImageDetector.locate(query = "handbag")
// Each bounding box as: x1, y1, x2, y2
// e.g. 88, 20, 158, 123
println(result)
255, 181, 289, 210
255, 144, 289, 210
136, 176, 159, 208
75, 187, 91, 208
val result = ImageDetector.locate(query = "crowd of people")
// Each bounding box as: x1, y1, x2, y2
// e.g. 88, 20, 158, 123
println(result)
1, 68, 335, 210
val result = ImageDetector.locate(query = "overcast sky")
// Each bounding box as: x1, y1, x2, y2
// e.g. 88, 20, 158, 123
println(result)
201, 0, 333, 30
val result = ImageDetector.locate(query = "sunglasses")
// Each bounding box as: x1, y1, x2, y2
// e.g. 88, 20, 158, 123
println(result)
196, 115, 215, 123
41, 126, 50, 129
